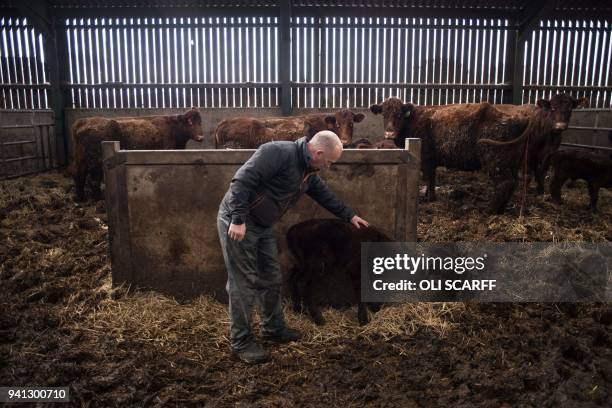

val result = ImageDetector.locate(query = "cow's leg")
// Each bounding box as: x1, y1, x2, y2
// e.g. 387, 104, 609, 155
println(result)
89, 165, 104, 201
535, 155, 553, 195
423, 164, 437, 201
288, 265, 304, 313
357, 302, 369, 326
489, 172, 518, 214
587, 182, 600, 212
72, 152, 88, 202
303, 262, 325, 325
550, 171, 569, 204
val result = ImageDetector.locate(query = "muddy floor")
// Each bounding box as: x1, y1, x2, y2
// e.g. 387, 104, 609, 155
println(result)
1, 168, 611, 407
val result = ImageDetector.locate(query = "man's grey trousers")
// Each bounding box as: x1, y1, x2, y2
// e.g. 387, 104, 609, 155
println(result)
217, 208, 286, 350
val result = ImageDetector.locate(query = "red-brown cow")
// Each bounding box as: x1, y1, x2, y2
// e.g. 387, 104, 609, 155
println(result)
71, 109, 204, 201
214, 110, 365, 148
496, 94, 589, 194
287, 218, 390, 326
550, 149, 611, 212
370, 98, 531, 213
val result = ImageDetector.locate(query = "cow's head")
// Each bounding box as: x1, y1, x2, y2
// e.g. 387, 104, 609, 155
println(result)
178, 108, 205, 142
370, 98, 414, 140
323, 109, 365, 145
536, 94, 589, 131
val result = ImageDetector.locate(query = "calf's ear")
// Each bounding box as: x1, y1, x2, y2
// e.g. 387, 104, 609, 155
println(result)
369, 104, 383, 115
402, 103, 414, 118
536, 99, 551, 111
353, 112, 366, 122
573, 97, 589, 109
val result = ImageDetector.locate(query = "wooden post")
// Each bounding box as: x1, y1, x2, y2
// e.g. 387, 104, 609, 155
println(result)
279, 0, 292, 115
405, 138, 421, 242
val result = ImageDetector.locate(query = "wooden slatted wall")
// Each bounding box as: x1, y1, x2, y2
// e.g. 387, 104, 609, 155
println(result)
64, 17, 279, 109
521, 19, 611, 108
0, 17, 49, 110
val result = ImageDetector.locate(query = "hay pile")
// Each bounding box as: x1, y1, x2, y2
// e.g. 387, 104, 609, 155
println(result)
1, 169, 611, 406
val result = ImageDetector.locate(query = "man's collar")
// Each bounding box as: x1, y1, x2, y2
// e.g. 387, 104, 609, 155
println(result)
297, 137, 314, 170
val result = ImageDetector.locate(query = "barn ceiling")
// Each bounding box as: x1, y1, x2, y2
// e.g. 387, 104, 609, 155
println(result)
1, 0, 610, 19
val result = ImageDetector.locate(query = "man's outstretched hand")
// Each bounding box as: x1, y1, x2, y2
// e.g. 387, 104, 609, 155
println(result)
228, 223, 247, 241
350, 215, 369, 229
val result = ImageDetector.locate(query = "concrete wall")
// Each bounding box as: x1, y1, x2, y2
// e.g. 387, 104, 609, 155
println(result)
102, 141, 420, 302
0, 110, 55, 178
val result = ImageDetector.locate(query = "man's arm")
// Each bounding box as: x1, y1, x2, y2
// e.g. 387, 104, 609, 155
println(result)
227, 143, 284, 226
306, 175, 369, 228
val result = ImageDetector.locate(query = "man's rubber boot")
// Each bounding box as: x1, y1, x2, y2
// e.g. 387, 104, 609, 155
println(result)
262, 327, 302, 344
232, 342, 270, 364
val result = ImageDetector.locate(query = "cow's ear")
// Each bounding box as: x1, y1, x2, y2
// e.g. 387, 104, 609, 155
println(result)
402, 103, 414, 118
324, 115, 337, 128
573, 97, 589, 109
537, 99, 551, 111
370, 104, 382, 115
353, 112, 366, 122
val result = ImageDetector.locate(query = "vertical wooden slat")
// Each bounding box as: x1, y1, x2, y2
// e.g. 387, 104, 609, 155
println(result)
364, 18, 371, 106
121, 18, 130, 108
395, 20, 403, 104
72, 20, 82, 108
341, 18, 348, 107
374, 18, 381, 106
218, 18, 226, 108
15, 20, 27, 108
140, 19, 146, 108
259, 17, 265, 108
0, 19, 9, 108
356, 20, 363, 107
597, 21, 610, 108
591, 20, 602, 107
159, 19, 166, 107
203, 19, 210, 108
80, 20, 90, 108
21, 24, 32, 109
0, 19, 7, 108
584, 20, 596, 104
262, 17, 269, 108
92, 19, 101, 108
9, 20, 21, 108
433, 19, 441, 105
29, 26, 41, 109
24, 25, 37, 109
239, 19, 246, 107
110, 19, 118, 108
229, 18, 236, 108
176, 18, 184, 108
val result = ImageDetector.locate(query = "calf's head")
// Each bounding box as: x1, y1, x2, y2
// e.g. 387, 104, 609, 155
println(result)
537, 94, 589, 131
369, 98, 414, 140
177, 108, 205, 145
324, 109, 365, 145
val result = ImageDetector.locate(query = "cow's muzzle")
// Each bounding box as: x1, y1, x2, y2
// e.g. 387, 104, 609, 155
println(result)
193, 134, 205, 142
553, 122, 568, 131
384, 131, 396, 139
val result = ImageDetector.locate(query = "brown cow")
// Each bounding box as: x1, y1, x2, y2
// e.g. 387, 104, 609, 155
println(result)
214, 109, 365, 148
550, 149, 611, 212
370, 98, 531, 213
71, 109, 204, 201
496, 94, 589, 194
287, 218, 390, 326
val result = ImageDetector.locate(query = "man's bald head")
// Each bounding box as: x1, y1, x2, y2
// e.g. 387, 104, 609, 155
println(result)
307, 131, 343, 170
309, 131, 343, 154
